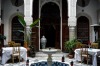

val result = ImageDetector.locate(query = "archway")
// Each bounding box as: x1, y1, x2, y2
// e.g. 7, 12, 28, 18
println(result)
40, 2, 60, 49
11, 16, 24, 46
77, 16, 89, 44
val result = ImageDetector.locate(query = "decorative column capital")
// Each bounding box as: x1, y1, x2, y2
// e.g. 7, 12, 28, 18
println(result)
68, 16, 76, 26
24, 16, 33, 26
69, 26, 76, 30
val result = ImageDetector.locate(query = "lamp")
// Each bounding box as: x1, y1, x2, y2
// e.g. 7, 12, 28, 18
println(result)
91, 24, 100, 41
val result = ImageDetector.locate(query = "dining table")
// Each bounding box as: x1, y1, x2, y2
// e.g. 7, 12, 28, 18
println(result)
1, 47, 27, 65
74, 48, 100, 66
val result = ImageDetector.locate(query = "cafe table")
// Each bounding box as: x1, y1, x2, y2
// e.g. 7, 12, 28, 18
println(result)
1, 47, 27, 65
74, 48, 100, 66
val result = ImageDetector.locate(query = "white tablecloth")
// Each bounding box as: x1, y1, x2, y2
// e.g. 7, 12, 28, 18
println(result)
74, 48, 100, 66
1, 47, 27, 64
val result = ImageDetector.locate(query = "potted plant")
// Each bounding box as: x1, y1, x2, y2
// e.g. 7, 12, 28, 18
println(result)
0, 34, 6, 47
18, 15, 40, 57
64, 39, 78, 58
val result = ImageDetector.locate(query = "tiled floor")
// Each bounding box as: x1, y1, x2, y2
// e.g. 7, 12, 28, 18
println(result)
0, 52, 92, 66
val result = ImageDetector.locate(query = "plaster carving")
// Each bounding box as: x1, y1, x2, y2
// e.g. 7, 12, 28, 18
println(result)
68, 16, 76, 26
68, 0, 77, 26
71, 0, 76, 7
40, 0, 60, 8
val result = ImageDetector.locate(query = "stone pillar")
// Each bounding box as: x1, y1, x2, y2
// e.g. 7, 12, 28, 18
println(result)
68, 0, 77, 40
69, 26, 76, 40
24, 0, 33, 25
24, 0, 33, 45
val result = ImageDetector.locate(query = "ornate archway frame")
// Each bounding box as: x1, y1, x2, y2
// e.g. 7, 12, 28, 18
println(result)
38, 0, 63, 50
76, 13, 93, 42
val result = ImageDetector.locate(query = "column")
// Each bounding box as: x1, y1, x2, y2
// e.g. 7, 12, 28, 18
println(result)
69, 26, 76, 40
24, 0, 33, 25
24, 0, 33, 45
68, 0, 77, 40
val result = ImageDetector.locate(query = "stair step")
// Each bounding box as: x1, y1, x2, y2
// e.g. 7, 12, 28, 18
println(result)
36, 52, 66, 57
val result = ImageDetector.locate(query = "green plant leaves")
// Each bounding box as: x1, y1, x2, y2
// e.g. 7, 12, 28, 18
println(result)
17, 15, 26, 27
17, 15, 40, 45
17, 30, 25, 34
0, 34, 6, 40
30, 18, 40, 28
64, 39, 77, 52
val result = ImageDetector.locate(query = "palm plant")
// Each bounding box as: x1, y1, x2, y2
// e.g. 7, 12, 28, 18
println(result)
18, 15, 40, 57
18, 15, 40, 46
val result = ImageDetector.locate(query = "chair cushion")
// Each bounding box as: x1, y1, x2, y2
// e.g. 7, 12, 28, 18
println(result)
13, 53, 20, 56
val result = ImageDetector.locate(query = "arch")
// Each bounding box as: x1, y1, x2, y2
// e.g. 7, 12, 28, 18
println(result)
32, 0, 68, 51
40, 2, 60, 49
41, 2, 60, 21
40, 1, 60, 10
76, 13, 92, 41
9, 13, 24, 43
77, 16, 90, 44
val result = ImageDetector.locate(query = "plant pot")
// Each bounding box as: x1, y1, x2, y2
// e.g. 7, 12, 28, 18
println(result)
67, 54, 74, 59
24, 41, 30, 57
67, 51, 74, 59
24, 41, 28, 48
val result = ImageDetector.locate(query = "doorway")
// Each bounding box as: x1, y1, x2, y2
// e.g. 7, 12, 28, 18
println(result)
40, 2, 60, 49
11, 16, 24, 46
77, 16, 89, 44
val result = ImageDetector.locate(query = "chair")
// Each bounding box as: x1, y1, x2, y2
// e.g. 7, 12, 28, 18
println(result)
75, 42, 82, 49
8, 41, 15, 47
12, 43, 20, 63
97, 51, 100, 66
91, 43, 98, 49
80, 44, 91, 64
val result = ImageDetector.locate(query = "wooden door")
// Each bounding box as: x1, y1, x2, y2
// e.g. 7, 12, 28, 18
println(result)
11, 16, 24, 46
62, 0, 69, 51
31, 27, 39, 51
77, 16, 89, 44
0, 24, 4, 46
0, 24, 4, 56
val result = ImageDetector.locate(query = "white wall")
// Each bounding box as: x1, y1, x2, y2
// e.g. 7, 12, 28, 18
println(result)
2, 0, 24, 45
2, 0, 100, 44
76, 0, 100, 42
